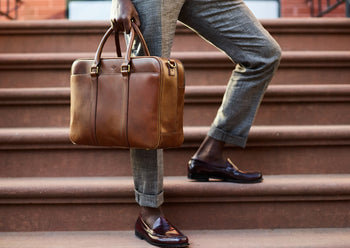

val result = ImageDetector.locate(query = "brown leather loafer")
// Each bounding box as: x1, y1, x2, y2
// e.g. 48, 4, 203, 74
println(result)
135, 215, 189, 247
188, 158, 263, 183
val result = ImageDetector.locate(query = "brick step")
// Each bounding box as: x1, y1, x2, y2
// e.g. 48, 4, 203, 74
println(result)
0, 51, 350, 88
187, 84, 350, 126
1, 228, 350, 248
1, 125, 350, 177
0, 175, 350, 231
0, 18, 349, 53
1, 84, 349, 127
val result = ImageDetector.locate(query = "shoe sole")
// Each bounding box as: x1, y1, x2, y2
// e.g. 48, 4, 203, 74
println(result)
188, 173, 263, 184
135, 230, 189, 248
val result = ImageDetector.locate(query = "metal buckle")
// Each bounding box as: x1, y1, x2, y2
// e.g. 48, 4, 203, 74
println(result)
90, 66, 99, 76
121, 64, 130, 73
167, 60, 177, 68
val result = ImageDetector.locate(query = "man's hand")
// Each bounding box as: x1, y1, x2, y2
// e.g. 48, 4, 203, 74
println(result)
110, 0, 140, 33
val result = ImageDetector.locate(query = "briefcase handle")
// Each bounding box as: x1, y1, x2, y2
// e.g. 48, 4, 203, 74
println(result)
91, 22, 150, 77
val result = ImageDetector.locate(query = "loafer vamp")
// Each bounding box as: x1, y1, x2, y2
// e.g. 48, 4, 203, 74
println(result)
203, 166, 261, 181
135, 215, 189, 247
188, 159, 262, 182
224, 166, 262, 181
152, 217, 187, 239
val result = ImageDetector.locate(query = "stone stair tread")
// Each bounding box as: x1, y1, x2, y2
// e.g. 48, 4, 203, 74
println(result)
1, 51, 350, 88
1, 19, 350, 53
1, 50, 350, 62
1, 85, 349, 128
1, 17, 349, 30
1, 125, 349, 177
1, 175, 350, 231
1, 125, 350, 148
1, 175, 350, 204
1, 228, 350, 248
2, 84, 350, 102
1, 50, 349, 87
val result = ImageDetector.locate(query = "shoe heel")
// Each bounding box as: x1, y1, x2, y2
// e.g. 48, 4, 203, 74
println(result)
188, 173, 209, 182
135, 230, 144, 240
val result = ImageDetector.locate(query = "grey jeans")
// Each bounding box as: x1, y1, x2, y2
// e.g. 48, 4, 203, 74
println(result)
129, 0, 282, 208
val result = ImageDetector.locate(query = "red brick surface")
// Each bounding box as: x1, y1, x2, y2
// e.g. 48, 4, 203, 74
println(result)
281, 0, 346, 17
0, 0, 65, 21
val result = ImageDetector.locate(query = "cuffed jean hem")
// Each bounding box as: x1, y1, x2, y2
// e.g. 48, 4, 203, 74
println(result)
208, 125, 247, 148
134, 189, 164, 208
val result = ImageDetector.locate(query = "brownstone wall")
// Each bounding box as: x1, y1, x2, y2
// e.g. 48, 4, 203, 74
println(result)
0, 0, 347, 21
0, 0, 66, 21
281, 0, 346, 17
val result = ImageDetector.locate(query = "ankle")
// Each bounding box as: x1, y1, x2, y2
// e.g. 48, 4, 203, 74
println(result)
193, 154, 225, 163
140, 207, 163, 227
193, 156, 227, 167
193, 136, 226, 165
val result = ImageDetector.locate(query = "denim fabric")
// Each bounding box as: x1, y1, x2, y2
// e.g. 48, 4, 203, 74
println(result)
129, 0, 281, 208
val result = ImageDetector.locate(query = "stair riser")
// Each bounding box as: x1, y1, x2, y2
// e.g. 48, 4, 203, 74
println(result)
0, 204, 139, 232
4, 30, 350, 53
1, 174, 349, 232
1, 200, 349, 231
0, 34, 120, 54
1, 101, 349, 128
187, 101, 350, 126
1, 125, 350, 177
2, 84, 350, 127
164, 200, 350, 230
1, 20, 350, 53
1, 63, 350, 88
0, 105, 68, 127
272, 33, 350, 51
1, 145, 350, 177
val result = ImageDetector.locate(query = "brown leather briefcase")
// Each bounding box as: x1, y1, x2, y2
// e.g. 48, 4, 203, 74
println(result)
69, 23, 185, 149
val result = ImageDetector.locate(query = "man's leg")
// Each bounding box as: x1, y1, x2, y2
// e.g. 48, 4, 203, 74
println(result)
130, 0, 186, 225
179, 0, 281, 181
180, 0, 281, 149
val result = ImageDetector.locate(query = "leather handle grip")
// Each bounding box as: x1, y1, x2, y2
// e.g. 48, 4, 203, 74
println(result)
115, 31, 122, 57
91, 23, 150, 76
131, 22, 150, 56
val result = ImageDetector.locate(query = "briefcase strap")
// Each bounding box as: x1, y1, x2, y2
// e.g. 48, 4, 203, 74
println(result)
114, 31, 122, 57
91, 23, 150, 77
